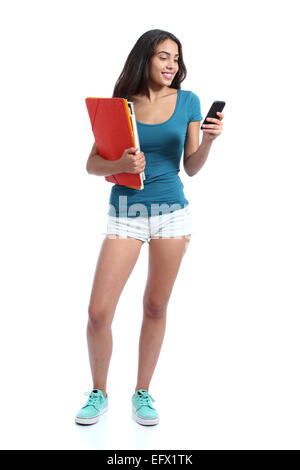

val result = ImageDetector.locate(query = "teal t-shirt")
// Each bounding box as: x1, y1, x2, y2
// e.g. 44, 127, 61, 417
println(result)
108, 89, 203, 218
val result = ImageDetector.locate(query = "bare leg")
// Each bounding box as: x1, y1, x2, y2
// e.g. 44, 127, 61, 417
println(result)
87, 235, 144, 396
135, 235, 191, 392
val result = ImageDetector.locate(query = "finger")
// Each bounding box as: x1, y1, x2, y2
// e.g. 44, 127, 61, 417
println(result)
216, 112, 224, 119
202, 124, 222, 128
203, 129, 221, 134
207, 117, 221, 124
203, 127, 221, 132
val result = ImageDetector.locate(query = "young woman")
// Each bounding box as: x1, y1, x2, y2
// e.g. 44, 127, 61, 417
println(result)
75, 29, 224, 426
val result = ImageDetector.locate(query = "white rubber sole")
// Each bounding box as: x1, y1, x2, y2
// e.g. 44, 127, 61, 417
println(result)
132, 406, 159, 426
75, 405, 108, 425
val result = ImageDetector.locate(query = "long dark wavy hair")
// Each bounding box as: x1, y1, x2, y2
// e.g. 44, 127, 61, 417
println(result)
112, 29, 187, 100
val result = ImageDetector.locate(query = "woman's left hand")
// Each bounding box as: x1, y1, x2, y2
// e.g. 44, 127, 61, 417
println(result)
202, 112, 224, 142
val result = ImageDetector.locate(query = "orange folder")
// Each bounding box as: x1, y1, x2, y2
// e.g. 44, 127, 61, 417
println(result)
85, 97, 145, 190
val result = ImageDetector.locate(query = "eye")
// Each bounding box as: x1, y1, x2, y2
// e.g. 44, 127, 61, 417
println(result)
160, 57, 179, 63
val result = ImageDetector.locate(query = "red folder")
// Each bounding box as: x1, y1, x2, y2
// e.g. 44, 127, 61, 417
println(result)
85, 97, 145, 190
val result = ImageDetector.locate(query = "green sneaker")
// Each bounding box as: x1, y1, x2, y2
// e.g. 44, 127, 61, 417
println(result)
75, 389, 108, 425
132, 389, 159, 425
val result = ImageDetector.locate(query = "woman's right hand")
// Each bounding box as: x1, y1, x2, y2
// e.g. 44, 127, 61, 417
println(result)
117, 147, 146, 174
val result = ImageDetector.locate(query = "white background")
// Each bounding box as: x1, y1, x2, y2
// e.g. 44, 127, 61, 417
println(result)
0, 0, 299, 450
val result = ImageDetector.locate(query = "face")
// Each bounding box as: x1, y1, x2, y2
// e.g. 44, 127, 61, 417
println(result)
148, 39, 179, 88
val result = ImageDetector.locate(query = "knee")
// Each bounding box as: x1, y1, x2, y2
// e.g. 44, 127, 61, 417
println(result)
143, 296, 168, 319
88, 304, 112, 330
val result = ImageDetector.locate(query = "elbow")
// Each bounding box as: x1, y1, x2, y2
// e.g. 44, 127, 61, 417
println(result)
184, 166, 193, 177
86, 156, 94, 174
86, 153, 101, 174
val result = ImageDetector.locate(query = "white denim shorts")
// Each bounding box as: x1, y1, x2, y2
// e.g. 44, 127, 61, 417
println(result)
102, 205, 192, 244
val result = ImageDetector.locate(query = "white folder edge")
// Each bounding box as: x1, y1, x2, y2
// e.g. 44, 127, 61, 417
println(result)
126, 100, 145, 189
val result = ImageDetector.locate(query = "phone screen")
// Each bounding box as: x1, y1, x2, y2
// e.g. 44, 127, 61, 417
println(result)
201, 101, 226, 130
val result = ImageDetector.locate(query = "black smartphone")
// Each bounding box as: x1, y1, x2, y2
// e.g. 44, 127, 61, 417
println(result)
200, 101, 226, 130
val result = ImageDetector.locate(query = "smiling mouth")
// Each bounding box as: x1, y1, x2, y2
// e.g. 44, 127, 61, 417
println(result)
162, 73, 173, 79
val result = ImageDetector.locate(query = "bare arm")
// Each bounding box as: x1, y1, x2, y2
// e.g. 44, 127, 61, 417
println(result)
184, 139, 213, 177
86, 141, 122, 176
183, 121, 213, 177
184, 112, 224, 176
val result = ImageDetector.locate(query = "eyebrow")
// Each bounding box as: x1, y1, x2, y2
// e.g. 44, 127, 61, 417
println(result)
157, 51, 180, 57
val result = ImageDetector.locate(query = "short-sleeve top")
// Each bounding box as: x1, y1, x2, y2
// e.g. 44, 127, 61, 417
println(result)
108, 89, 203, 218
